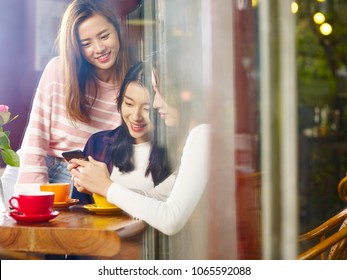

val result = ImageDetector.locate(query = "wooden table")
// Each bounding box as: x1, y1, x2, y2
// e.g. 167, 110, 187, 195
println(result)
0, 205, 146, 259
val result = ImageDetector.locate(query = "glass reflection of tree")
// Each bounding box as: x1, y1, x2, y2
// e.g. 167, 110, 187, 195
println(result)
297, 0, 347, 233
297, 0, 347, 131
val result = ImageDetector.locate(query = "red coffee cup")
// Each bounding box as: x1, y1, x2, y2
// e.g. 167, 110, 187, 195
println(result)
8, 191, 55, 215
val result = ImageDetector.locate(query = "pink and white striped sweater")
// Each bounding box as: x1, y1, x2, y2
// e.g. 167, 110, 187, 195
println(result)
17, 56, 121, 185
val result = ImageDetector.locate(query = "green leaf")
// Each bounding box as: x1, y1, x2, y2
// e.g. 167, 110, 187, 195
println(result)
1, 149, 20, 167
0, 131, 10, 149
0, 111, 10, 126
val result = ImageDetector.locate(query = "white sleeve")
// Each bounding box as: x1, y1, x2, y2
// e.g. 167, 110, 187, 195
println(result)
107, 124, 210, 235
131, 174, 176, 201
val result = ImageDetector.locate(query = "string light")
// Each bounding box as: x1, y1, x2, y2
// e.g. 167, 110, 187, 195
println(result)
313, 12, 325, 24
291, 1, 299, 14
320, 23, 332, 36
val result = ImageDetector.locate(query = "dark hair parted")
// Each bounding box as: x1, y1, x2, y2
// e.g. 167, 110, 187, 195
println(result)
111, 62, 171, 185
58, 0, 129, 123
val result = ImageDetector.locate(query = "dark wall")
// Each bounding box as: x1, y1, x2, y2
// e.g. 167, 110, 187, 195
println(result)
0, 1, 41, 159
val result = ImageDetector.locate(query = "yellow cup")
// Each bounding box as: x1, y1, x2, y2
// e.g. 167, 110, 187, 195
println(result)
40, 183, 70, 203
92, 193, 117, 208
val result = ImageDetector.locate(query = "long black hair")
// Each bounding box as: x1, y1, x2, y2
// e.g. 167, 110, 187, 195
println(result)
110, 62, 171, 185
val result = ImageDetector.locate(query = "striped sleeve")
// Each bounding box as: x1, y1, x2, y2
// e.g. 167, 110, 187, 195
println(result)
17, 57, 122, 186
17, 58, 59, 184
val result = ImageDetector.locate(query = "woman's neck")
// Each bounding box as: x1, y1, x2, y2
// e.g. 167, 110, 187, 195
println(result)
95, 67, 116, 84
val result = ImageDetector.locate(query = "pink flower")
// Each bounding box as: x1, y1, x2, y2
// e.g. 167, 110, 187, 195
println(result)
0, 105, 9, 113
0, 105, 11, 126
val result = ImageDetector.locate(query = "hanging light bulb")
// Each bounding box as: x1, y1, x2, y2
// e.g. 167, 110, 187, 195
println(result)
313, 12, 325, 24
320, 23, 332, 36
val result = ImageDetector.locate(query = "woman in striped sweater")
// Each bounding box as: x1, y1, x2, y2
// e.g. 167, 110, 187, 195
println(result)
2, 0, 129, 196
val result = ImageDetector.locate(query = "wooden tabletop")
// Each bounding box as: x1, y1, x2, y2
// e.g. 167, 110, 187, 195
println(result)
0, 205, 146, 258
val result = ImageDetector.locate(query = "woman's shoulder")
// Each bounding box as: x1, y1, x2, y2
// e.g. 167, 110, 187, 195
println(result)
36, 56, 64, 89
88, 126, 122, 143
184, 124, 210, 148
189, 123, 210, 137
41, 56, 62, 79
85, 126, 123, 161
44, 56, 61, 70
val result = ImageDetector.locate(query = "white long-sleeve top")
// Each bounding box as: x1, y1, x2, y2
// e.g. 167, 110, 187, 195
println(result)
109, 142, 154, 190
17, 57, 121, 188
107, 124, 210, 236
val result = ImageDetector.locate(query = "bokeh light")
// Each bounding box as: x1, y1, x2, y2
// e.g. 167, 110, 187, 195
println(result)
313, 12, 325, 24
291, 1, 299, 14
320, 23, 332, 35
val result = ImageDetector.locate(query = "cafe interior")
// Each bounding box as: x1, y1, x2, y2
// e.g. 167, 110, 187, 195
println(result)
0, 0, 347, 260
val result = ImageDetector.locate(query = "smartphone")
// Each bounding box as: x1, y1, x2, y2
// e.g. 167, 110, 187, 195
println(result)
62, 149, 87, 162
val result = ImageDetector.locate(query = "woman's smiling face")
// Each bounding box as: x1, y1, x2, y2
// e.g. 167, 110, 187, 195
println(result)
121, 82, 152, 144
78, 14, 120, 81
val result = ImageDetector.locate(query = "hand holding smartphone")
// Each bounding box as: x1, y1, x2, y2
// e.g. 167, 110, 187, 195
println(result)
62, 149, 87, 162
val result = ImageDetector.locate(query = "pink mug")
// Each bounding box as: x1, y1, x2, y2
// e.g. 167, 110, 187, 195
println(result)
8, 191, 55, 215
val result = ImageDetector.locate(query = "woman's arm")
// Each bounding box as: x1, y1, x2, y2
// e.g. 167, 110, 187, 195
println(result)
70, 124, 210, 235
131, 173, 177, 201
107, 124, 210, 235
16, 57, 62, 187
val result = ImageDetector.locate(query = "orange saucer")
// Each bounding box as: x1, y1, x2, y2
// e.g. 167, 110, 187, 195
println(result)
53, 198, 79, 208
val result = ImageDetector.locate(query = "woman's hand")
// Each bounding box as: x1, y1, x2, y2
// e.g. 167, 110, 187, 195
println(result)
69, 156, 113, 197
